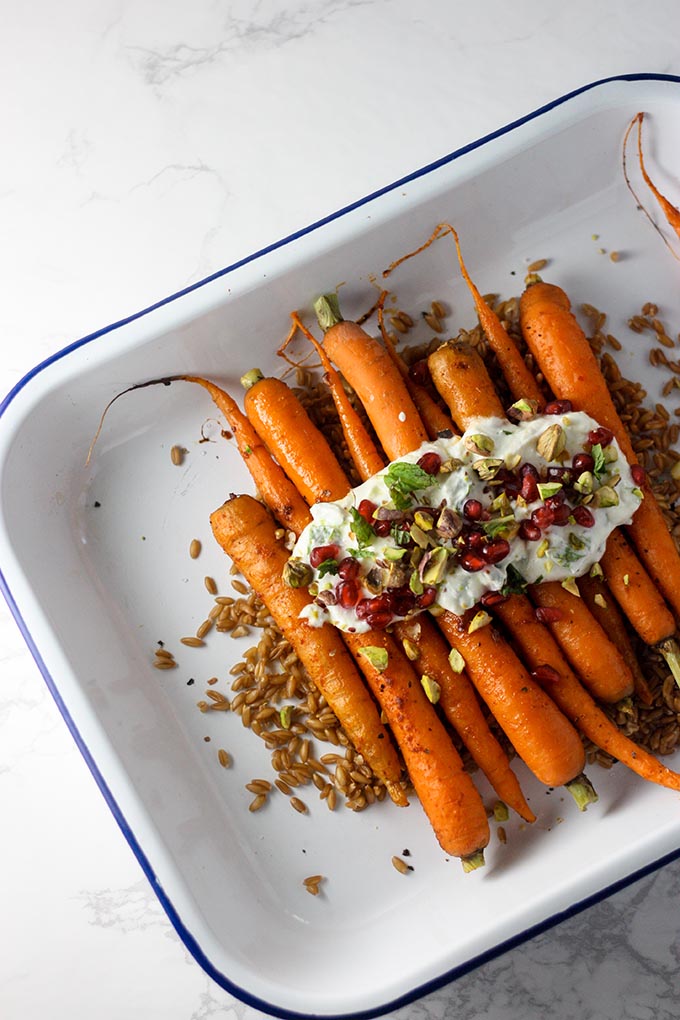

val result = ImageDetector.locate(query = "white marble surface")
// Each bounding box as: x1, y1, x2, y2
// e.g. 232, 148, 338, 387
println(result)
3, 2, 680, 1018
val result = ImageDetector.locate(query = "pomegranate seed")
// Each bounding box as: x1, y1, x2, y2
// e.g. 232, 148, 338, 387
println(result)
572, 452, 594, 473
417, 586, 438, 608
521, 474, 539, 502
544, 399, 573, 415
460, 550, 487, 572
373, 519, 392, 536
338, 557, 359, 580
545, 491, 566, 509
337, 580, 360, 608
480, 590, 507, 607
551, 503, 572, 526
535, 606, 563, 624
355, 598, 374, 620
417, 451, 442, 475
466, 530, 487, 552
370, 593, 393, 612
531, 664, 561, 683
572, 505, 595, 528
310, 544, 340, 568
392, 592, 416, 616
482, 538, 510, 564
366, 610, 393, 630
358, 499, 377, 523
519, 520, 542, 541
463, 499, 484, 521
503, 477, 521, 499
546, 465, 574, 486
520, 462, 539, 480
531, 505, 555, 529
588, 426, 614, 447
631, 464, 646, 485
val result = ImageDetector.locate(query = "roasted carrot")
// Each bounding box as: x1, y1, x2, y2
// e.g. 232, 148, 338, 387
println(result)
519, 279, 680, 623
393, 616, 535, 822
242, 370, 350, 504
529, 581, 634, 704
437, 609, 589, 795
495, 594, 680, 792
342, 628, 490, 867
600, 529, 675, 646
315, 293, 429, 461
623, 112, 680, 254
375, 291, 456, 439
210, 494, 405, 801
382, 222, 545, 406
577, 566, 654, 706
280, 313, 385, 481
428, 340, 505, 423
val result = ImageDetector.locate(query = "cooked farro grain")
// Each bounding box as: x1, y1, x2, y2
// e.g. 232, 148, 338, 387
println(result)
180, 636, 204, 648
153, 659, 177, 670
189, 538, 201, 559
249, 794, 267, 812
391, 856, 410, 875
527, 258, 548, 273
170, 445, 185, 466
217, 748, 231, 768
290, 797, 308, 814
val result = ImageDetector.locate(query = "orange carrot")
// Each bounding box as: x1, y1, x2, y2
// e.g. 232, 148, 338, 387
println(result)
495, 594, 680, 792
383, 222, 545, 406
242, 370, 350, 504
438, 609, 589, 795
519, 279, 680, 622
428, 340, 505, 423
342, 628, 490, 866
529, 581, 634, 704
623, 112, 680, 255
280, 313, 385, 481
577, 566, 653, 705
600, 529, 675, 646
375, 291, 456, 439
210, 494, 405, 801
315, 293, 429, 460
393, 616, 535, 822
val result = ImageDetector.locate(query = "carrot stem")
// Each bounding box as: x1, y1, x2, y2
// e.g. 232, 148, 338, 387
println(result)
564, 773, 599, 812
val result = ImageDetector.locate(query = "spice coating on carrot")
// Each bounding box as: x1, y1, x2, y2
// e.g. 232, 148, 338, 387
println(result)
495, 594, 680, 793
438, 609, 586, 788
600, 530, 675, 647
210, 494, 405, 801
529, 581, 634, 704
394, 616, 535, 823
428, 341, 505, 425
316, 296, 429, 461
343, 628, 490, 861
519, 279, 680, 620
243, 372, 351, 504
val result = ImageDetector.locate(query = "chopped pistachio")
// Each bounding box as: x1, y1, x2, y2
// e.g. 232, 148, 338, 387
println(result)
414, 510, 434, 531
428, 603, 444, 618
574, 470, 594, 495
508, 397, 539, 421
561, 576, 580, 597
384, 546, 407, 561
472, 457, 504, 480
568, 533, 586, 551
493, 801, 509, 823
421, 546, 449, 585
436, 506, 463, 539
594, 593, 607, 609
504, 451, 522, 470
409, 571, 424, 596
490, 491, 513, 515
448, 648, 466, 673
537, 482, 563, 500
623, 573, 630, 586
465, 433, 495, 455
544, 560, 553, 574
358, 646, 389, 671
592, 484, 619, 508
410, 523, 431, 548
536, 423, 566, 460
280, 705, 293, 729
468, 610, 492, 633
402, 639, 419, 661
632, 486, 644, 499
589, 562, 604, 579
536, 538, 550, 558
282, 558, 314, 588
603, 444, 618, 463
420, 674, 441, 704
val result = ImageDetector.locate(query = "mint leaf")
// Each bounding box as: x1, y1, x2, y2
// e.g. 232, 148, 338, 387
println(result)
384, 461, 436, 509
591, 443, 607, 479
317, 559, 339, 578
349, 507, 374, 550
501, 564, 529, 596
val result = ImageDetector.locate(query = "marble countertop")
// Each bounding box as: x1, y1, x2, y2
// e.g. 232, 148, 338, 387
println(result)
3, 2, 680, 1018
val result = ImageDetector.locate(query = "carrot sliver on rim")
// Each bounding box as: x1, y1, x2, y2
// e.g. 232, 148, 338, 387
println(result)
623, 111, 680, 256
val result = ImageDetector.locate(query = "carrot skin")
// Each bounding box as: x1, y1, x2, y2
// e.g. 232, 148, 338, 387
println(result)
495, 594, 680, 792
428, 341, 505, 425
393, 616, 535, 822
321, 319, 429, 460
599, 530, 675, 647
210, 495, 404, 796
519, 280, 680, 620
438, 610, 586, 788
244, 375, 351, 504
529, 582, 634, 704
343, 628, 490, 859
577, 567, 654, 706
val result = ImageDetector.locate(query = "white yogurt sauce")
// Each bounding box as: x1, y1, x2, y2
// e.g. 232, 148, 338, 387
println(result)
289, 412, 643, 632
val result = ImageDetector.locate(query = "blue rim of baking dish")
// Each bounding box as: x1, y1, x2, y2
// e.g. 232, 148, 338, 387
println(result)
2, 71, 680, 1020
